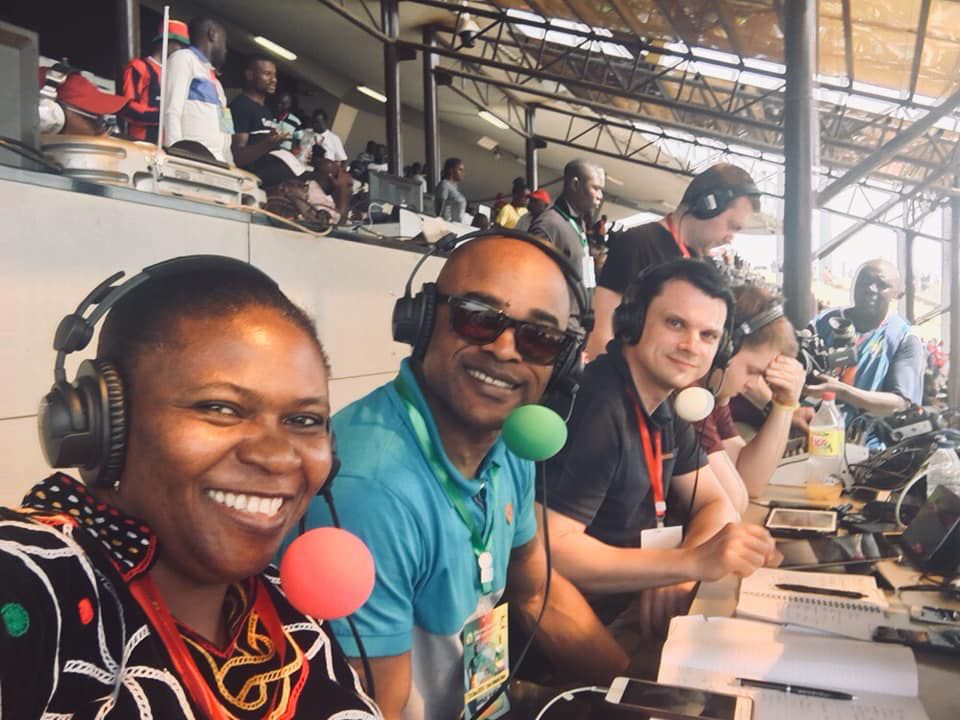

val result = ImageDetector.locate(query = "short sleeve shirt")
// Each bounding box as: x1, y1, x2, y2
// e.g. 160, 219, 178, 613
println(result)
228, 94, 275, 147
542, 340, 707, 548
285, 359, 536, 720
694, 403, 740, 455
598, 221, 691, 294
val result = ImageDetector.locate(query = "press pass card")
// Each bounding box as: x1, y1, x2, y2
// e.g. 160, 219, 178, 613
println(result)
463, 603, 510, 720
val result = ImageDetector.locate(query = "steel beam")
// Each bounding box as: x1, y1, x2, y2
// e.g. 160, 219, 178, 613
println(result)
904, 231, 915, 322
781, 0, 816, 326
525, 106, 538, 190
423, 27, 440, 191
817, 85, 960, 207
908, 0, 932, 100
815, 166, 950, 260
950, 191, 960, 409
382, 0, 402, 175
115, 0, 140, 88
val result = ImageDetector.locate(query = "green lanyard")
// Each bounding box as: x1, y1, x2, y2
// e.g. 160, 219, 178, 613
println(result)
394, 374, 498, 594
554, 203, 589, 249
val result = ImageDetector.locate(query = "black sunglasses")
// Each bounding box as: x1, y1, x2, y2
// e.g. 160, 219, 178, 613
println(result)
437, 293, 577, 365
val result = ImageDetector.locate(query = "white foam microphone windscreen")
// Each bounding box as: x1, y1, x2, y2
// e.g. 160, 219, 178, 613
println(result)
674, 386, 716, 423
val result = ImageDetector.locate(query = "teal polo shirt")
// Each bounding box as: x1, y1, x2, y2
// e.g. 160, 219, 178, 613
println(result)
289, 359, 536, 716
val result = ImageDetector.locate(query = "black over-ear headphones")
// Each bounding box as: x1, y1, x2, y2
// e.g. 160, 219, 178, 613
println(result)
392, 227, 594, 411
38, 255, 341, 489
687, 181, 761, 220
723, 303, 786, 362
613, 259, 736, 373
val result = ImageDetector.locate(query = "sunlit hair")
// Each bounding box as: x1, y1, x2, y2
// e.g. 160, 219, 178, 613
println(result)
732, 284, 798, 356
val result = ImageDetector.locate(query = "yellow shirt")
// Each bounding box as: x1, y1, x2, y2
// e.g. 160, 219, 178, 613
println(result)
495, 203, 528, 229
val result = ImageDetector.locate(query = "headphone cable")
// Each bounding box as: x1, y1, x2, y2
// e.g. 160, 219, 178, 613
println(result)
467, 460, 554, 719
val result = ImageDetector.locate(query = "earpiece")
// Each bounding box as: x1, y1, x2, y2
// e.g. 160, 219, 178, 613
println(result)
392, 228, 593, 412
687, 182, 760, 220
38, 62, 71, 135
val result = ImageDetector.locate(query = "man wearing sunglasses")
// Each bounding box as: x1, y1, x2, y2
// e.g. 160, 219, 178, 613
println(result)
293, 235, 628, 720
540, 259, 780, 647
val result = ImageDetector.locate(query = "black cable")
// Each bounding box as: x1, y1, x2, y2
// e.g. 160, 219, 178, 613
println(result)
469, 461, 554, 719
307, 490, 377, 702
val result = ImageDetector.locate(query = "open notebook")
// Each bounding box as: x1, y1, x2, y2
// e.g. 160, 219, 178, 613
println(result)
658, 615, 928, 720
736, 567, 889, 640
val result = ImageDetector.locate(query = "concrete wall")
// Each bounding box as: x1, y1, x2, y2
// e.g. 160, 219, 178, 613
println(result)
0, 171, 440, 507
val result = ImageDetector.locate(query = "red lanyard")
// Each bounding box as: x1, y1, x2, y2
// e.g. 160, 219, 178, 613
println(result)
129, 574, 292, 720
629, 393, 666, 527
663, 216, 691, 258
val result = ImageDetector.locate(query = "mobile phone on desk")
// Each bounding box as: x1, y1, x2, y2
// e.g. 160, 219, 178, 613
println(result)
872, 625, 960, 656
909, 605, 960, 626
604, 678, 753, 720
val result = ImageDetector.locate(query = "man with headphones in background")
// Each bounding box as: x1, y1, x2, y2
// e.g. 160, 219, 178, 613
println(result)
541, 259, 780, 648
293, 231, 628, 720
38, 64, 129, 137
586, 164, 761, 359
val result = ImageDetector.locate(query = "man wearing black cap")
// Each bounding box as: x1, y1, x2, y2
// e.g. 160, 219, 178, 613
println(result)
586, 164, 761, 359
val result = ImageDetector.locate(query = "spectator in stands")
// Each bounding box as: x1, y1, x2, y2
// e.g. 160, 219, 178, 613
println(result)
310, 109, 347, 165
495, 177, 529, 229
366, 144, 388, 175
0, 259, 379, 718
163, 16, 232, 162
515, 187, 550, 232
307, 150, 354, 224
407, 161, 428, 192
290, 233, 628, 719
587, 164, 761, 359
694, 285, 806, 512
272, 91, 303, 153
541, 260, 779, 643
357, 140, 377, 165
807, 259, 923, 430
529, 159, 604, 295
230, 55, 286, 174
435, 157, 466, 222
120, 19, 189, 142
38, 65, 128, 137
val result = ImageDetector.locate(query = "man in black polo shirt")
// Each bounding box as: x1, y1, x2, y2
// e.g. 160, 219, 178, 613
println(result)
541, 259, 779, 642
585, 164, 761, 359
229, 55, 286, 173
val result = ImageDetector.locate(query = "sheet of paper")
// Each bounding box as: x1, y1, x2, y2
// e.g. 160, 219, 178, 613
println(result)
662, 616, 919, 698
737, 568, 889, 639
657, 666, 929, 720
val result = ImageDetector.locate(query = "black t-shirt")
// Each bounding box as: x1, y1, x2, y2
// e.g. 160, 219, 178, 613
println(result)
229, 94, 275, 148
598, 221, 694, 293
541, 339, 707, 549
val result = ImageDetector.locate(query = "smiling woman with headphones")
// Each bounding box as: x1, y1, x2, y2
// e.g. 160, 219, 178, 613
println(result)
586, 164, 762, 360
0, 256, 380, 719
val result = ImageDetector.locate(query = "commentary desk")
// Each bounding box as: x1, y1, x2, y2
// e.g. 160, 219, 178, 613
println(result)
690, 480, 960, 720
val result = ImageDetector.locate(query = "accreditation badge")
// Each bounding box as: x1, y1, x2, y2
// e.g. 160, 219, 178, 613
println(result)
219, 106, 235, 134
581, 254, 597, 289
640, 524, 683, 549
462, 603, 510, 719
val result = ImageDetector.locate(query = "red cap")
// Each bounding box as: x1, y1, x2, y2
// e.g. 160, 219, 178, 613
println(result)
39, 68, 128, 116
154, 19, 191, 46
528, 188, 551, 203
822, 391, 836, 401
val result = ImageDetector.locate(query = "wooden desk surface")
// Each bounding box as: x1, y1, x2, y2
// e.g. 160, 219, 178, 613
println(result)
690, 482, 960, 720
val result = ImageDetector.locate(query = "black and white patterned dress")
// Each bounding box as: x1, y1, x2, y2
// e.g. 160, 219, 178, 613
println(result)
0, 473, 381, 720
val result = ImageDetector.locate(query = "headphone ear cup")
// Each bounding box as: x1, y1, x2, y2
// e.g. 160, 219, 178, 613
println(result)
77, 359, 127, 488
613, 299, 646, 345
411, 283, 438, 361
38, 380, 90, 469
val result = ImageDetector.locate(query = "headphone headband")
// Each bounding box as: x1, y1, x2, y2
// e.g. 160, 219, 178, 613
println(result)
687, 181, 761, 220
40, 255, 276, 487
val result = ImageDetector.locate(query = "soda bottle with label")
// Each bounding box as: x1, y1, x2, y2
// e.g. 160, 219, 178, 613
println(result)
807, 392, 845, 493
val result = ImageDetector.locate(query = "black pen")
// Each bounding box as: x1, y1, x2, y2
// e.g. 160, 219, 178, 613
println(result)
775, 583, 866, 599
738, 678, 854, 700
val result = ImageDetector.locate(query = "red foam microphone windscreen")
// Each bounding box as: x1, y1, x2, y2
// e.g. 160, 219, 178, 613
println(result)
279, 527, 376, 620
